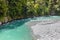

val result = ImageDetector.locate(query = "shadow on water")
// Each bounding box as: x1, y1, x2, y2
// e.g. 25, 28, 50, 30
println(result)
0, 19, 30, 30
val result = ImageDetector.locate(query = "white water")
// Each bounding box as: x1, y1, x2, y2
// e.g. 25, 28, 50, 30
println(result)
27, 16, 60, 40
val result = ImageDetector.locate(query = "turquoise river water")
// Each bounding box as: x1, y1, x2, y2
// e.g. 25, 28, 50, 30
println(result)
0, 16, 60, 40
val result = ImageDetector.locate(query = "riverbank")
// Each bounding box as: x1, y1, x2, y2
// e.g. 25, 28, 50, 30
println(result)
0, 17, 28, 26
0, 15, 57, 26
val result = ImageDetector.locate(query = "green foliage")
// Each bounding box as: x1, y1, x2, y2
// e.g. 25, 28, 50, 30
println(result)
0, 0, 60, 22
0, 0, 8, 22
0, 0, 8, 16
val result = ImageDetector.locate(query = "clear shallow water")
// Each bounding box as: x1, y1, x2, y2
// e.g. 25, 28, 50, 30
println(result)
0, 19, 32, 40
0, 16, 60, 40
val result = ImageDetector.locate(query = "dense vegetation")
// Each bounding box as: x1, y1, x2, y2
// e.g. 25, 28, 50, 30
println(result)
0, 0, 60, 23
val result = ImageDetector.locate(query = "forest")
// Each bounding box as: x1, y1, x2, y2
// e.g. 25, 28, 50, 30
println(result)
0, 0, 60, 23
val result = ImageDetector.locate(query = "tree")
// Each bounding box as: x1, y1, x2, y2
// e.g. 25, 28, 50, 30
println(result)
0, 0, 8, 22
